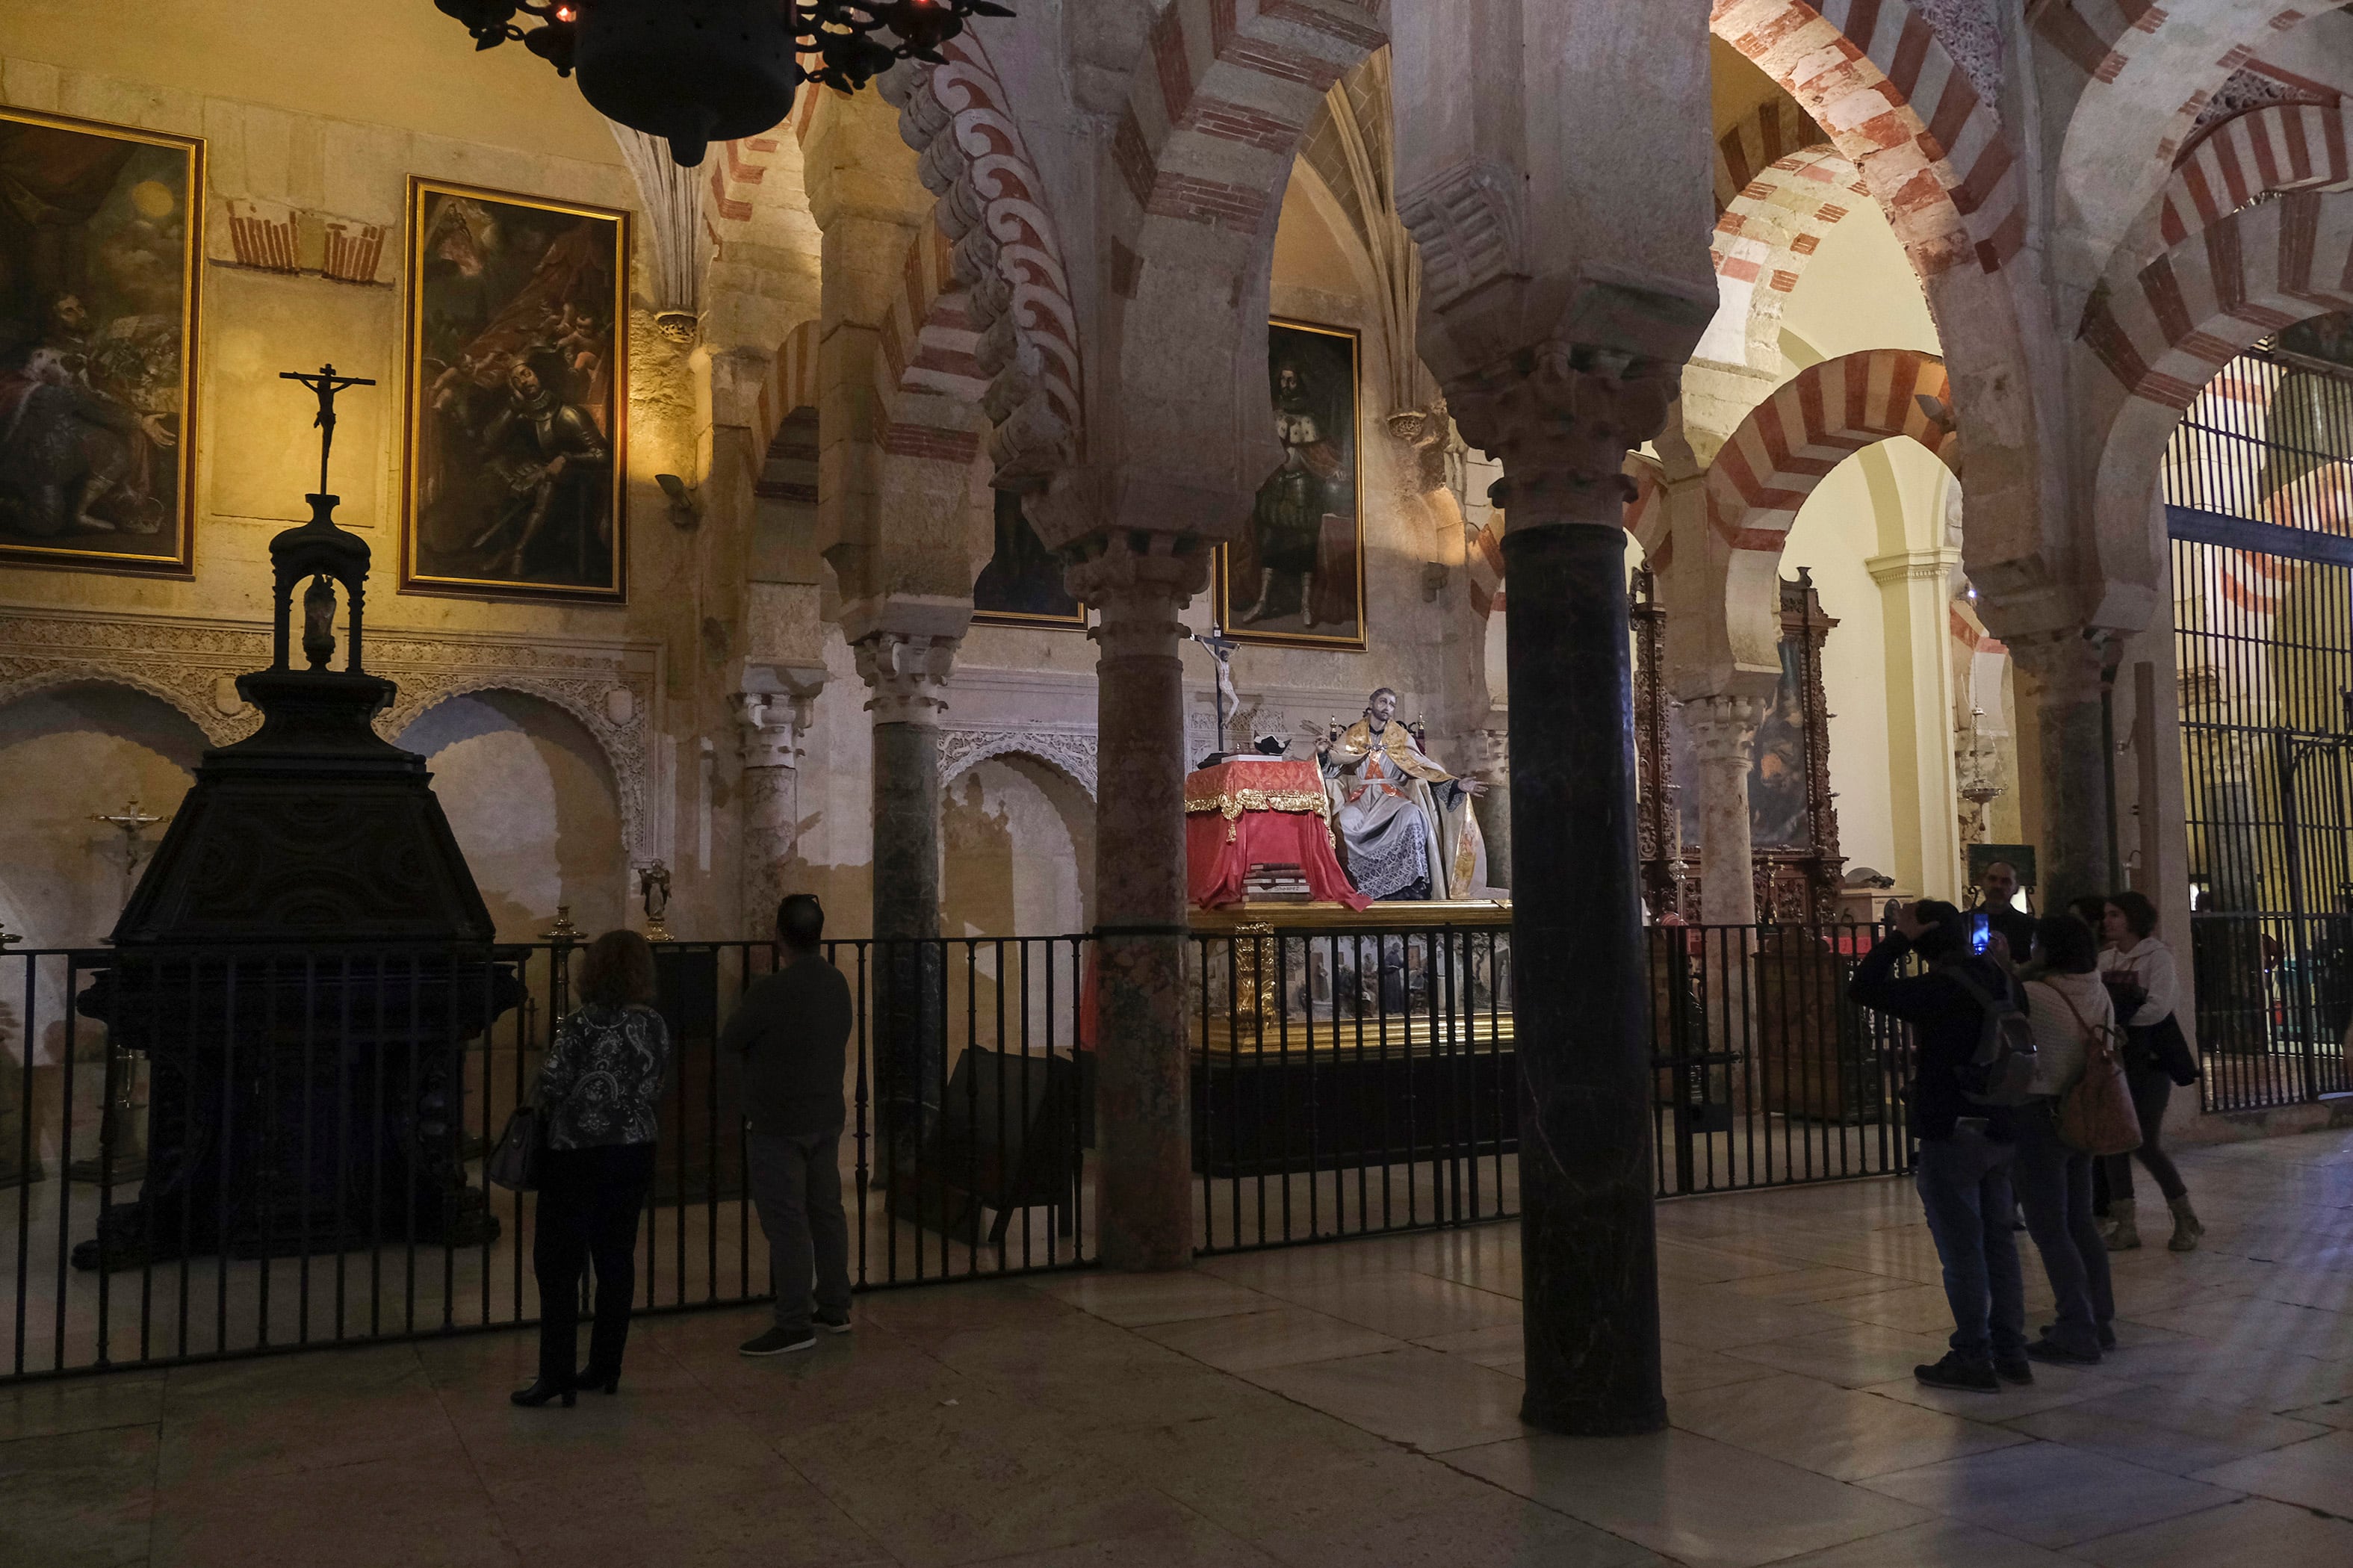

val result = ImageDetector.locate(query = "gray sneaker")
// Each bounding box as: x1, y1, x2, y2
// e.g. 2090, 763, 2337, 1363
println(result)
815, 1310, 853, 1334
740, 1327, 816, 1357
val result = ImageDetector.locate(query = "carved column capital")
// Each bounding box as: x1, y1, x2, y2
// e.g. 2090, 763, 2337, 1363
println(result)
1444, 346, 1679, 527
734, 690, 817, 770
2001, 627, 2114, 707
1064, 533, 1212, 659
852, 631, 960, 728
1681, 693, 1767, 768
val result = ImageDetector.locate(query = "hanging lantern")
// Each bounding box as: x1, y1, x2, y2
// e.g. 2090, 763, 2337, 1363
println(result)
435, 0, 1016, 167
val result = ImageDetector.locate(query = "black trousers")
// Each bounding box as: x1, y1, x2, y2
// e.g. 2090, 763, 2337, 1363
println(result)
534, 1141, 655, 1384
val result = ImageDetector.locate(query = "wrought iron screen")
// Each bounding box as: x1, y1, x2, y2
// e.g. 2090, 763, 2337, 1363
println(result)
2166, 339, 2353, 1110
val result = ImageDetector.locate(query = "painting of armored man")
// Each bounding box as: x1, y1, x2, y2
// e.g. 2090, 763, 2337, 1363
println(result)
0, 108, 201, 576
402, 180, 628, 600
1218, 320, 1365, 650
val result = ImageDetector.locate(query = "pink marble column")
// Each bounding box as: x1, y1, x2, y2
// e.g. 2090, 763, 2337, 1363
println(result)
1064, 532, 1211, 1272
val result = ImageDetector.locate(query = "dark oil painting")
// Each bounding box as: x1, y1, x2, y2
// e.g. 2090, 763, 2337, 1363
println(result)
1671, 639, 1814, 852
1217, 319, 1365, 650
973, 488, 1083, 628
402, 179, 627, 600
0, 108, 201, 575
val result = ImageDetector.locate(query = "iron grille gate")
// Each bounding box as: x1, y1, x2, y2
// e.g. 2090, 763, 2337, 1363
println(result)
2168, 338, 2353, 1110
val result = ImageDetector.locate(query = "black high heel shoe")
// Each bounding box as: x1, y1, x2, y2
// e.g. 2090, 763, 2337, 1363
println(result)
510, 1378, 576, 1408
575, 1367, 621, 1395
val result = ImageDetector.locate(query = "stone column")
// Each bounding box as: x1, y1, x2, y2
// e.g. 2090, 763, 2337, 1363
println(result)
1064, 533, 1210, 1272
849, 619, 961, 1178
1452, 349, 1678, 1437
1681, 695, 1766, 927
2005, 628, 2112, 911
1467, 728, 1511, 891
733, 665, 825, 930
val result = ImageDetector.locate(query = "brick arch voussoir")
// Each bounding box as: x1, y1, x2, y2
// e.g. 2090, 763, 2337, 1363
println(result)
2159, 100, 2353, 252
1713, 144, 1870, 365
1714, 97, 1832, 215
749, 318, 821, 467
1711, 0, 2018, 277
1703, 347, 1959, 556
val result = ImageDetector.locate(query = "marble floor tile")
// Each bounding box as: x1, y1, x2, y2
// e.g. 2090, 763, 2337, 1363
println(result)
1259, 1271, 1522, 1341
2189, 1428, 2353, 1514
157, 1343, 453, 1487
2136, 1293, 2353, 1363
2068, 1496, 2353, 1568
1244, 1346, 1531, 1453
1659, 1339, 1782, 1395
1249, 1487, 1667, 1568
1655, 1283, 1858, 1351
1445, 1428, 1930, 1568
0, 1422, 157, 1568
971, 1516, 1284, 1568
1858, 1441, 2240, 1547
2101, 1336, 2353, 1413
1669, 1371, 2027, 1481
1859, 1360, 2129, 1419
1720, 1265, 1898, 1304
0, 1369, 164, 1442
1412, 1321, 1523, 1363
2006, 1383, 2331, 1475
1722, 1321, 1960, 1388
1138, 1305, 1401, 1372
1772, 1518, 2082, 1567
1033, 1270, 1274, 1327
148, 1454, 517, 1568
2283, 1393, 2353, 1429
1816, 1283, 1988, 1336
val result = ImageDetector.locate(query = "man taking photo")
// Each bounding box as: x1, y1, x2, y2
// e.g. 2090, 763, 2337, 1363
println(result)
1972, 860, 2036, 965
723, 893, 856, 1356
1850, 899, 2030, 1392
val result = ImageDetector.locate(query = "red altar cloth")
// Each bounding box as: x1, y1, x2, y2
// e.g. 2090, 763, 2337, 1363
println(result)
1184, 757, 1370, 911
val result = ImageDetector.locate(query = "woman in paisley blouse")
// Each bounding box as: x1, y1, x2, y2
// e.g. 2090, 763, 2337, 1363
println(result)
513, 929, 672, 1407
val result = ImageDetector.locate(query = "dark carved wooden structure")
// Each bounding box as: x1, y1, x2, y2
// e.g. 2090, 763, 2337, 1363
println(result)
74, 382, 515, 1268
1634, 568, 1846, 923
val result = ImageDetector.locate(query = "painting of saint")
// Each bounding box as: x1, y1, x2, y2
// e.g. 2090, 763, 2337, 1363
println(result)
0, 108, 201, 576
1218, 320, 1365, 649
401, 180, 627, 600
1669, 638, 1815, 851
972, 488, 1082, 628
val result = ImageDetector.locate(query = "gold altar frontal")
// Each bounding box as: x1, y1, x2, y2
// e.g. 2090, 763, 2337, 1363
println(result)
1187, 899, 1514, 1059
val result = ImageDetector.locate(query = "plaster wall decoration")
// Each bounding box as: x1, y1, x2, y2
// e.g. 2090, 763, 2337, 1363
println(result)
0, 607, 663, 860
937, 728, 1100, 798
881, 34, 1085, 490
2191, 65, 2336, 134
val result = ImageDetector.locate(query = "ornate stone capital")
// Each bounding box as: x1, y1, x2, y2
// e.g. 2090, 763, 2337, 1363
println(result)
1864, 548, 1963, 589
1385, 398, 1457, 500
1396, 158, 1528, 313
2002, 627, 2115, 707
1681, 693, 1767, 768
734, 690, 816, 771
853, 632, 960, 728
1445, 345, 1679, 527
1064, 533, 1212, 660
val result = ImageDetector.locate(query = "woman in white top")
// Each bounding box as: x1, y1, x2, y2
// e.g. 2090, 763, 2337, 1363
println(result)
2009, 915, 2118, 1364
2098, 891, 2201, 1253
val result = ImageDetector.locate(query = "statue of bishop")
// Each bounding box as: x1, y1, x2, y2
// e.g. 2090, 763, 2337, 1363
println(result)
1318, 688, 1489, 901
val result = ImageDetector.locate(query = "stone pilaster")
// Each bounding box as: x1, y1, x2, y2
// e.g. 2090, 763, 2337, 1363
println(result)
2004, 627, 2113, 910
1866, 548, 1964, 900
734, 664, 825, 934
1063, 532, 1212, 1273
1466, 727, 1512, 891
1682, 695, 1767, 928
1449, 345, 1678, 1437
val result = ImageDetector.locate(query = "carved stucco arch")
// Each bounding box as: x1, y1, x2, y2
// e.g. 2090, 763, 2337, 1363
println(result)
937, 730, 1098, 802
386, 678, 651, 861
0, 663, 238, 747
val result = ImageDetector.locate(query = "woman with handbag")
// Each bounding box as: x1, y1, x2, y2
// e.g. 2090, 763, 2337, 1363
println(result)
512, 929, 672, 1408
2098, 891, 2202, 1252
2012, 916, 2125, 1366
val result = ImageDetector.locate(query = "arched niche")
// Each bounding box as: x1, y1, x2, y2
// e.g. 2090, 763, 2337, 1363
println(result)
939, 750, 1095, 941
395, 689, 627, 942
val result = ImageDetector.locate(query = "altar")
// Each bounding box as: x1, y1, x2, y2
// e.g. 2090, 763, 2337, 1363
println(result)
1183, 755, 1369, 911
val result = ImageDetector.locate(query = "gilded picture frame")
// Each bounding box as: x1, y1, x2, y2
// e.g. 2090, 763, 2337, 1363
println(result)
971, 488, 1086, 630
0, 106, 203, 577
1215, 318, 1368, 651
400, 178, 630, 602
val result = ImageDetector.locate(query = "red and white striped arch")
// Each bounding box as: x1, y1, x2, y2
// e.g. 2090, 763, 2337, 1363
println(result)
1711, 0, 2020, 277
2160, 100, 2353, 251
1705, 348, 1959, 553
748, 318, 820, 463
1710, 144, 1872, 368
1714, 98, 1829, 214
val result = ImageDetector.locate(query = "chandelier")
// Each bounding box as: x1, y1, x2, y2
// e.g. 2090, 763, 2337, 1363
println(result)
434, 0, 1012, 167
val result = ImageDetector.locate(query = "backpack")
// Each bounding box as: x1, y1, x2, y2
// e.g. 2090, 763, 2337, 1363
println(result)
1948, 964, 2039, 1107
2047, 985, 2144, 1157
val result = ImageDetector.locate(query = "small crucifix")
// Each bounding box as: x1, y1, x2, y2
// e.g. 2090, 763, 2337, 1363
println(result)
1191, 627, 1241, 756
279, 364, 377, 497
92, 798, 164, 904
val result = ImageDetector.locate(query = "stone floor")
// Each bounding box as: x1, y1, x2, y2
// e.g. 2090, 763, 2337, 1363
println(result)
2, 1129, 2348, 1567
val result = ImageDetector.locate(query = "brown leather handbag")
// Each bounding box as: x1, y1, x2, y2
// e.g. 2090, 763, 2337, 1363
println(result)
2050, 988, 2143, 1157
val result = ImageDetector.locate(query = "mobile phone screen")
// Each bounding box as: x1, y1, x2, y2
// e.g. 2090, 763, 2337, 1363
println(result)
1968, 912, 1991, 954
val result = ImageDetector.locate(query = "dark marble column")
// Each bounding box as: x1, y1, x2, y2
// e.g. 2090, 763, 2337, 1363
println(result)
1454, 353, 1678, 1437
2006, 630, 2112, 911
852, 630, 958, 1177
1065, 533, 1210, 1271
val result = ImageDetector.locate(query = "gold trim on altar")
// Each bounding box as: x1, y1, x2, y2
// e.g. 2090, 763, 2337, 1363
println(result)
1183, 788, 1330, 820
1189, 899, 1513, 933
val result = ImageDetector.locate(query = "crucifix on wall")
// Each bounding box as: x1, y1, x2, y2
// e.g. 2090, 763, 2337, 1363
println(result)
91, 798, 164, 909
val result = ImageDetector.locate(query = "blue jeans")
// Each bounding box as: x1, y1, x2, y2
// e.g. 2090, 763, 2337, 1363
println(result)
2012, 1098, 2114, 1357
1913, 1123, 2028, 1364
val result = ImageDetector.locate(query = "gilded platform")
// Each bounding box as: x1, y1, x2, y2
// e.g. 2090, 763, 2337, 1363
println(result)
1188, 899, 1513, 935
1194, 1011, 1516, 1059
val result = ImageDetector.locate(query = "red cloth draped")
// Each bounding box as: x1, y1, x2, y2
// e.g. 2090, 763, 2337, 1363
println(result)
1183, 758, 1368, 911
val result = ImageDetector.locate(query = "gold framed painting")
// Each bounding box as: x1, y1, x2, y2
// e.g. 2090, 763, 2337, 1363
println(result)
1214, 318, 1367, 651
0, 107, 202, 577
400, 178, 629, 601
972, 488, 1086, 630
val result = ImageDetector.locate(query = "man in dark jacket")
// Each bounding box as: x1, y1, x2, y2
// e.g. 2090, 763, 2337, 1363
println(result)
724, 893, 856, 1355
1850, 899, 2030, 1392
